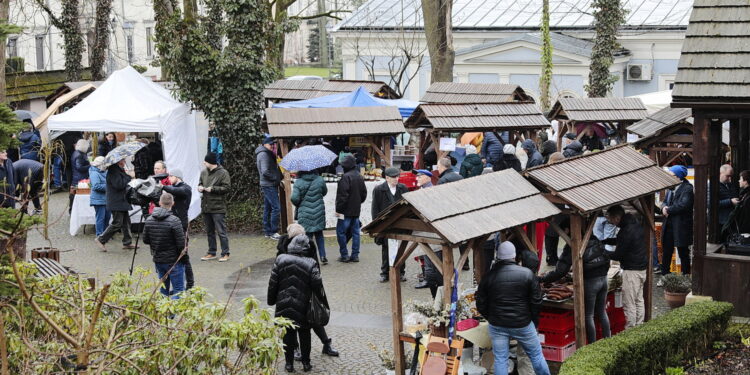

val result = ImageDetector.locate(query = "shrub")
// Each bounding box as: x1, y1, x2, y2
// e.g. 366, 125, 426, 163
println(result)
662, 273, 692, 293
559, 301, 734, 375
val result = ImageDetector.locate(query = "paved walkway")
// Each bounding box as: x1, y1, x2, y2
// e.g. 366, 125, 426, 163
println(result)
28, 193, 670, 374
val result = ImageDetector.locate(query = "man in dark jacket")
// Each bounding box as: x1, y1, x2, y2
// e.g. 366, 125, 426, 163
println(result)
604, 205, 647, 328
521, 139, 544, 169
335, 155, 366, 263
163, 168, 194, 289
143, 192, 186, 299
713, 164, 739, 238
437, 157, 463, 185
481, 131, 504, 167
95, 159, 134, 251
13, 158, 44, 213
562, 140, 583, 158
18, 123, 41, 161
459, 145, 483, 178
476, 241, 549, 375
540, 140, 557, 164
255, 135, 282, 240
493, 144, 522, 172
372, 167, 408, 282
661, 165, 693, 276
199, 153, 231, 262
0, 150, 15, 208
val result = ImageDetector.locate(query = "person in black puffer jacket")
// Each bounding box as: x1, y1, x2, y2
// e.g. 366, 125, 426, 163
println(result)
562, 140, 583, 158
268, 234, 322, 372
143, 193, 186, 299
162, 169, 194, 289
477, 241, 549, 375
540, 222, 610, 344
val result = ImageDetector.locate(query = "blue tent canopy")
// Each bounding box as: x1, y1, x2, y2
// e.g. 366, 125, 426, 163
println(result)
272, 86, 418, 118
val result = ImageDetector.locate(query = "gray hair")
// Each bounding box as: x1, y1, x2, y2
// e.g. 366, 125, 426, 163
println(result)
720, 164, 733, 173
159, 192, 174, 208
75, 139, 89, 153
154, 160, 167, 170
287, 223, 306, 238
438, 158, 452, 168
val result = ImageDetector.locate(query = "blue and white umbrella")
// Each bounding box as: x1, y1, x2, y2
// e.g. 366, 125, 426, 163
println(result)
280, 145, 336, 172
103, 142, 146, 169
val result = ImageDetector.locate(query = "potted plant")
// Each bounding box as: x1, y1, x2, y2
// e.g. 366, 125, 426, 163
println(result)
369, 344, 411, 375
662, 273, 692, 308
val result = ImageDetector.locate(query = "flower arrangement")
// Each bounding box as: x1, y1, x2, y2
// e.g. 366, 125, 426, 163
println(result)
406, 299, 471, 328
369, 344, 412, 370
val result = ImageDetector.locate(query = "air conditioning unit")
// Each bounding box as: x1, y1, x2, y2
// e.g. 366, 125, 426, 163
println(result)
627, 64, 652, 81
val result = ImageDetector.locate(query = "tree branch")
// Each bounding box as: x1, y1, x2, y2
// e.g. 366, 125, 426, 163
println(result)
290, 9, 349, 21
33, 0, 62, 28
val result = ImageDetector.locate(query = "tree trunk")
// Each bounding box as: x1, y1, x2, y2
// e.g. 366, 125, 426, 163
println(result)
422, 0, 454, 83
90, 0, 113, 80
0, 0, 10, 103
539, 0, 553, 111
317, 0, 328, 67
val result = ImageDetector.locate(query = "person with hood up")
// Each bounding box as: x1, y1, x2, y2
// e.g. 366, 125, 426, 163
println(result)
88, 157, 110, 237
268, 234, 323, 373
335, 154, 366, 263
13, 159, 44, 213
199, 152, 232, 262
659, 165, 694, 279
98, 132, 117, 158
460, 145, 484, 178
493, 144, 522, 172
437, 157, 463, 185
540, 140, 558, 164
562, 140, 583, 158
95, 159, 134, 251
18, 122, 41, 161
292, 169, 329, 264
255, 135, 282, 240
481, 131, 505, 167
143, 192, 186, 299
521, 139, 544, 169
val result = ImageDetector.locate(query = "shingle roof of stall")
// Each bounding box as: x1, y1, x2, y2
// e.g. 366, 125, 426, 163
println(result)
404, 103, 550, 130
266, 106, 405, 138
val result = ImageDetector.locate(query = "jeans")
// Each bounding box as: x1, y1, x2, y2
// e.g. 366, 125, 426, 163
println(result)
489, 322, 550, 375
52, 155, 63, 188
336, 217, 360, 258
380, 241, 405, 278
652, 236, 660, 269
261, 186, 280, 236
308, 231, 326, 258
204, 213, 229, 256
92, 205, 111, 237
584, 276, 610, 343
283, 325, 311, 364
622, 270, 647, 328
98, 211, 132, 245
154, 262, 185, 299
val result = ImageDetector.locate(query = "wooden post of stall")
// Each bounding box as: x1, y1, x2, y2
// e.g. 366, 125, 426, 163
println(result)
383, 135, 392, 168
570, 214, 587, 348
442, 245, 455, 313
691, 115, 709, 294
278, 140, 294, 233
391, 261, 406, 375
642, 195, 655, 321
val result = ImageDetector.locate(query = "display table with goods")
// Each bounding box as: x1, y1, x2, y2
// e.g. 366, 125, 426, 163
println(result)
69, 193, 143, 236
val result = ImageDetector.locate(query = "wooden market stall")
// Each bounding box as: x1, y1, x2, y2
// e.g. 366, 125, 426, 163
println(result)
362, 169, 561, 375
524, 145, 680, 348
404, 102, 550, 168
548, 98, 648, 150
420, 82, 534, 104
627, 107, 694, 167
263, 79, 400, 107
265, 105, 406, 230
671, 0, 750, 317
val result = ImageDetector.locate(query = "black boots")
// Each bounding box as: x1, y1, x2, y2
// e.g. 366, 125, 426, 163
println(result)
285, 363, 295, 372
302, 362, 313, 372
322, 339, 340, 357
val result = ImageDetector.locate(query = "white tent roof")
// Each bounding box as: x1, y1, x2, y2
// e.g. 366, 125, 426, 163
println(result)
628, 90, 672, 114
48, 66, 203, 220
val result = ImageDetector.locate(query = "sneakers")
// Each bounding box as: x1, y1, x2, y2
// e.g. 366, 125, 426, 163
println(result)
320, 257, 328, 265
266, 233, 282, 240
349, 256, 359, 263
201, 254, 217, 261
400, 274, 408, 282
218, 255, 230, 262
656, 277, 664, 287
122, 244, 138, 250
337, 256, 350, 263
379, 275, 388, 283
415, 280, 429, 289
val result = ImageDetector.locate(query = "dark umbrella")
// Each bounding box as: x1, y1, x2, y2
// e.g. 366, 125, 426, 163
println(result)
14, 110, 38, 122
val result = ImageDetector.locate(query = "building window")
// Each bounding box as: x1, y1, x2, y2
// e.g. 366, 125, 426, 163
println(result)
7, 37, 17, 58
146, 27, 152, 57
658, 74, 677, 91
126, 35, 134, 63
35, 35, 45, 70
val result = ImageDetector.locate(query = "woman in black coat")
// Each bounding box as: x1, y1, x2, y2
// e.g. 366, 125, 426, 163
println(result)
269, 232, 327, 372
723, 170, 750, 237
98, 132, 117, 157
661, 165, 694, 275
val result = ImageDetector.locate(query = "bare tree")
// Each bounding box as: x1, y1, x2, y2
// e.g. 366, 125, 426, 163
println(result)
421, 0, 453, 83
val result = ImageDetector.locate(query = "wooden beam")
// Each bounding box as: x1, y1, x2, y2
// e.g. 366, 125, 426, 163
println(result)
391, 218, 433, 232
390, 264, 406, 374
708, 121, 722, 243
548, 220, 573, 249
570, 214, 587, 349
659, 134, 693, 144
383, 135, 393, 167
419, 243, 444, 276
386, 233, 447, 246
650, 146, 693, 153
542, 193, 569, 205
578, 215, 597, 260
367, 136, 388, 168
442, 245, 455, 313
514, 227, 537, 255
394, 241, 418, 269
456, 238, 478, 272
692, 115, 709, 294
366, 205, 412, 235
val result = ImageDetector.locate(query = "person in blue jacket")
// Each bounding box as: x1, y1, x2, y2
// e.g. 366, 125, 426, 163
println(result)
18, 122, 41, 161
89, 157, 110, 237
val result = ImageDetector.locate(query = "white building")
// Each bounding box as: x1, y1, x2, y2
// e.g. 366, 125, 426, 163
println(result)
333, 0, 693, 101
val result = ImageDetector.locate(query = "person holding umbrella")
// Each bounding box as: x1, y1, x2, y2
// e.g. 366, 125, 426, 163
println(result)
95, 142, 141, 252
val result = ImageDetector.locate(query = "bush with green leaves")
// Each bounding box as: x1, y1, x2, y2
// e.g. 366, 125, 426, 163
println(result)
662, 273, 692, 294
559, 301, 733, 375
2, 265, 292, 374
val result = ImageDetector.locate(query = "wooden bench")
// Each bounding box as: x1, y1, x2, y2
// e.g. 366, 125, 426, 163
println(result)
31, 258, 69, 278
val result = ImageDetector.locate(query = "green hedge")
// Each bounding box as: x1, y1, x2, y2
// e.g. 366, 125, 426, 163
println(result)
559, 301, 733, 375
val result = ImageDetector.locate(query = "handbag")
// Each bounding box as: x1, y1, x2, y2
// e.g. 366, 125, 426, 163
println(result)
307, 289, 330, 326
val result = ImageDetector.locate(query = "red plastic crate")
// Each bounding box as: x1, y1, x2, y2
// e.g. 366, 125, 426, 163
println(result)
538, 308, 574, 333
542, 342, 577, 362
608, 308, 626, 326
595, 321, 626, 340
538, 328, 576, 346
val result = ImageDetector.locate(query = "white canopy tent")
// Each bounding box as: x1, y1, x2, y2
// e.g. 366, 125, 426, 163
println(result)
628, 90, 672, 114
48, 66, 203, 220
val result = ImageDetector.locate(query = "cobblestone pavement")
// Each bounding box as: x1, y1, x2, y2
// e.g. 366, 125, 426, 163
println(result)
29, 193, 670, 374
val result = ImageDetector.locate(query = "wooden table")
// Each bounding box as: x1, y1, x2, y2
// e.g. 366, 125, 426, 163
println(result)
32, 258, 69, 278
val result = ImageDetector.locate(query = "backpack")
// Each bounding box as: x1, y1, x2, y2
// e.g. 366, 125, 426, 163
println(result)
582, 238, 608, 272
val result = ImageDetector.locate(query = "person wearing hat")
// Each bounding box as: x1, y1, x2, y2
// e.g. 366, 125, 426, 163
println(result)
415, 169, 433, 189
88, 156, 110, 237
659, 165, 694, 280
476, 241, 549, 375
372, 167, 408, 282
334, 154, 366, 263
255, 135, 283, 240
162, 168, 195, 289
492, 144, 522, 172
199, 152, 232, 262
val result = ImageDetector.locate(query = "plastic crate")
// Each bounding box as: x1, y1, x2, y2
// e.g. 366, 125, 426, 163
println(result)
538, 308, 574, 333
538, 328, 575, 346
596, 321, 626, 339
542, 342, 577, 362
608, 308, 626, 326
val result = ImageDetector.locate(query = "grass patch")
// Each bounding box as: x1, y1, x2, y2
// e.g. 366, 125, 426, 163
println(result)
283, 66, 331, 78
